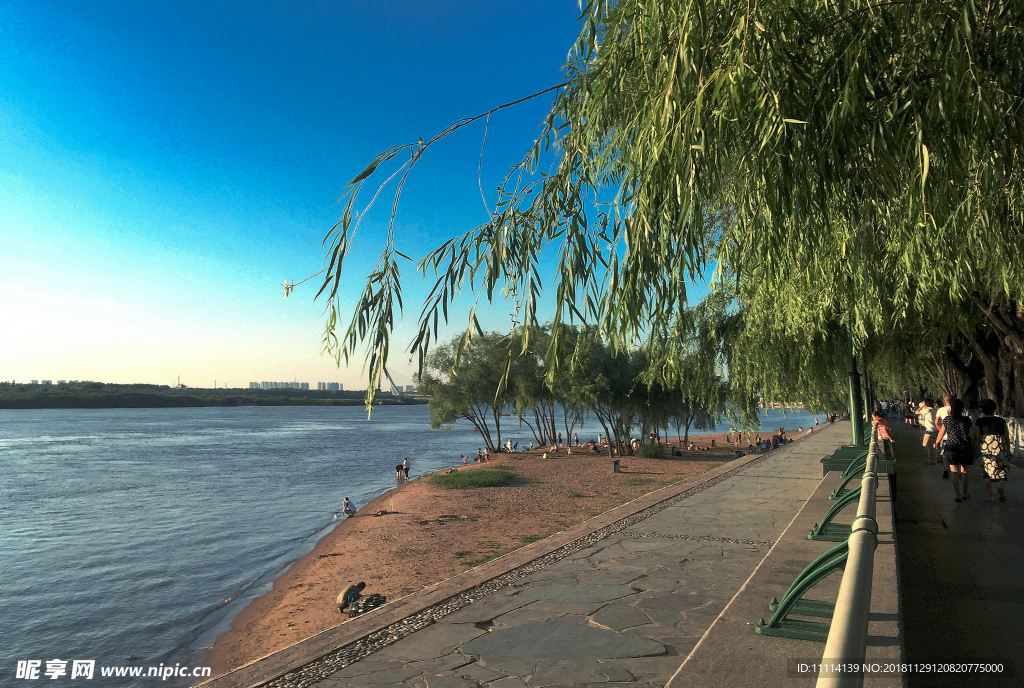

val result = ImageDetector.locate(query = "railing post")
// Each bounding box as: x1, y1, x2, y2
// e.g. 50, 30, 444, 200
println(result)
847, 329, 864, 445
862, 367, 872, 423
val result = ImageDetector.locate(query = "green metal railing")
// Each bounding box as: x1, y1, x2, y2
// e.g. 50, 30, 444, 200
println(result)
814, 426, 881, 687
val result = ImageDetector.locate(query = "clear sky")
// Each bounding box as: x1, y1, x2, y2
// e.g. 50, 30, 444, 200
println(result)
0, 0, 584, 390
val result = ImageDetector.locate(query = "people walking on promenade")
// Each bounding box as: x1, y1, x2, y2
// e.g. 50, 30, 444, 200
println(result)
972, 399, 1010, 502
935, 398, 973, 502
916, 399, 939, 464
935, 395, 953, 478
872, 412, 897, 459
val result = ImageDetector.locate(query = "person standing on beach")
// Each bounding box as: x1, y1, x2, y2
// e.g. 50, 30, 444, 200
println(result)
402, 457, 410, 480
462, 454, 468, 465
557, 432, 563, 448
396, 464, 404, 482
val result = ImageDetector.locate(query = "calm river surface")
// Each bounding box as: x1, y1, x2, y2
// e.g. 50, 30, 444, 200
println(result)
0, 404, 823, 687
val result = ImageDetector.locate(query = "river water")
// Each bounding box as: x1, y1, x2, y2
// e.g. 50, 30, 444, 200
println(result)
0, 404, 823, 687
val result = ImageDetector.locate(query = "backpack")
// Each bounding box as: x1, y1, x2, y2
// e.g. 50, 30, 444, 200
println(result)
349, 593, 387, 616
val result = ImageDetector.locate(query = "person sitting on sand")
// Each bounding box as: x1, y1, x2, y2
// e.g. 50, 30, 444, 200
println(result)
342, 497, 357, 517
337, 581, 365, 612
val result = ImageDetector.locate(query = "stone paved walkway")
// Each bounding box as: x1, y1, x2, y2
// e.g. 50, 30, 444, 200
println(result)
309, 423, 848, 688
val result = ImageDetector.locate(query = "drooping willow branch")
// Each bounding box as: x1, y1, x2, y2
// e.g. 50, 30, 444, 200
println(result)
287, 82, 568, 407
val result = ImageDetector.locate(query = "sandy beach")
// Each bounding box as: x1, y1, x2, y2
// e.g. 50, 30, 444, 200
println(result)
203, 427, 815, 676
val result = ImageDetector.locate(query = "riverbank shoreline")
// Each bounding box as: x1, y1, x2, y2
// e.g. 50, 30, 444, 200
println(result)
202, 424, 828, 676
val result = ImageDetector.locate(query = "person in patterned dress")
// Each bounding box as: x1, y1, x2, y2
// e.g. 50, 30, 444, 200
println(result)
971, 399, 1009, 502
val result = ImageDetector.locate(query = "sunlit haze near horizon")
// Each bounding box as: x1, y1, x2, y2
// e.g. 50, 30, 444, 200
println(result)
0, 0, 590, 390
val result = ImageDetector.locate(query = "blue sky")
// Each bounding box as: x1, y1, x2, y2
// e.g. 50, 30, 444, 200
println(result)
0, 0, 584, 389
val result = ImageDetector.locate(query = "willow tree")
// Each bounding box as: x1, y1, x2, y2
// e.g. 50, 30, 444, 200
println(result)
313, 0, 1024, 414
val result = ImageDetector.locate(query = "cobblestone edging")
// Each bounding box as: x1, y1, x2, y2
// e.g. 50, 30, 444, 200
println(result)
619, 531, 775, 547
259, 451, 778, 688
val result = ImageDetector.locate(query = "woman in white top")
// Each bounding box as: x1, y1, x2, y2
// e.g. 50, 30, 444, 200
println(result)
916, 399, 939, 464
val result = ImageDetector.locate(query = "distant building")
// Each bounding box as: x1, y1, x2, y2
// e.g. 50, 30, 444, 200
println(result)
58, 380, 66, 384
405, 385, 416, 393
42, 380, 52, 385
31, 380, 38, 385
252, 381, 309, 390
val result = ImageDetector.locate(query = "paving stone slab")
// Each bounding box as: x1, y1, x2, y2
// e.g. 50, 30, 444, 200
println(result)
453, 663, 506, 683
475, 657, 538, 678
529, 659, 634, 685
442, 595, 534, 625
591, 604, 652, 631
409, 655, 476, 675
375, 623, 488, 662
518, 585, 640, 604
329, 659, 405, 679
460, 620, 665, 659
486, 678, 528, 688
342, 665, 424, 687
423, 677, 479, 688
525, 598, 610, 617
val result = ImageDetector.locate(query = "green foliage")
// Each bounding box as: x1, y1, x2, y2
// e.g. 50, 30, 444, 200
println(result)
428, 467, 514, 489
633, 443, 665, 459
317, 0, 1024, 415
419, 332, 516, 450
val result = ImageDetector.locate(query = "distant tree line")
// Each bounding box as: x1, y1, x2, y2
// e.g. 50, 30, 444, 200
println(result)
0, 382, 424, 409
